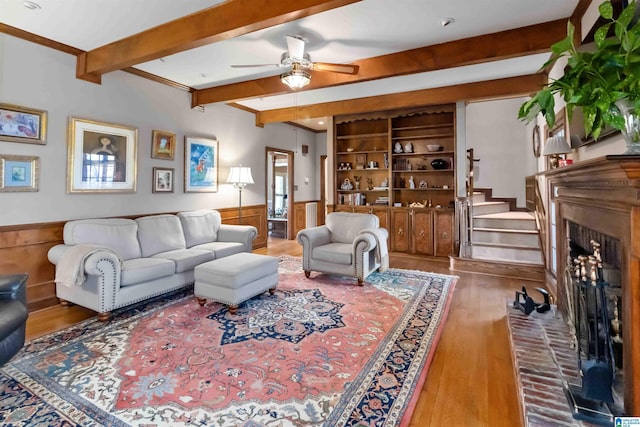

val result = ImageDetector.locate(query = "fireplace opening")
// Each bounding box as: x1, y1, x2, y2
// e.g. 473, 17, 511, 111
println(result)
565, 222, 625, 419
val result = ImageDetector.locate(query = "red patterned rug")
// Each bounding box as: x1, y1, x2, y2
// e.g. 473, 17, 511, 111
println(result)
0, 256, 456, 426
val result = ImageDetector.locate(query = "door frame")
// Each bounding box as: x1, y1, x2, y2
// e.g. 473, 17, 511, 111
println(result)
265, 146, 295, 240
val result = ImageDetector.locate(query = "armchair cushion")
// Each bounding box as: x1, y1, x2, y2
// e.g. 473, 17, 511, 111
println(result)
326, 212, 380, 243
312, 243, 353, 265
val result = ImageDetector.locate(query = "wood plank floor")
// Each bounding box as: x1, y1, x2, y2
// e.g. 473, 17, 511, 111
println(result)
25, 238, 529, 427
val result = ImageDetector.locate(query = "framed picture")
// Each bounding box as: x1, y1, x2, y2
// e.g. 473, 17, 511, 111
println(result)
67, 117, 138, 193
184, 136, 218, 193
0, 103, 47, 144
151, 130, 176, 160
355, 153, 367, 169
152, 167, 174, 193
0, 154, 40, 192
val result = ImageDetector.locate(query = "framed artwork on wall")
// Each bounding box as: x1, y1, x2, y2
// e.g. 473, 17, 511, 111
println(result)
184, 136, 218, 193
152, 167, 174, 193
0, 154, 40, 192
151, 130, 176, 160
67, 117, 138, 193
0, 103, 47, 144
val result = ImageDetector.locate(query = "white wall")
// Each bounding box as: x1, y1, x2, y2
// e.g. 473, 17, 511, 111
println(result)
465, 97, 535, 207
0, 34, 317, 226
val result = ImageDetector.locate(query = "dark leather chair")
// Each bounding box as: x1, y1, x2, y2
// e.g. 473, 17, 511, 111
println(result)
0, 274, 28, 366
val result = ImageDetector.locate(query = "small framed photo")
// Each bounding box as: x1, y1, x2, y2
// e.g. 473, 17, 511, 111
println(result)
151, 130, 176, 160
0, 103, 47, 144
0, 154, 40, 192
152, 167, 174, 193
184, 136, 218, 193
355, 153, 367, 169
68, 117, 138, 193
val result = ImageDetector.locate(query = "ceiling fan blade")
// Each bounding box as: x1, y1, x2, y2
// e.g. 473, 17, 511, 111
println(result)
230, 64, 282, 68
312, 62, 359, 75
286, 35, 306, 60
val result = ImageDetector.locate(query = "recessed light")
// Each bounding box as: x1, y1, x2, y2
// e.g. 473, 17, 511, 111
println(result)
318, 121, 324, 125
440, 17, 455, 27
23, 1, 41, 10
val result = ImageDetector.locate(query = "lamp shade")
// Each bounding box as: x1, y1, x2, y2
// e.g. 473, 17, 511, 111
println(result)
542, 135, 572, 156
227, 166, 254, 187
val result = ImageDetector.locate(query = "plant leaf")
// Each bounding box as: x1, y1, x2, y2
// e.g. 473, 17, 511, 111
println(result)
594, 23, 612, 48
599, 1, 614, 20
618, 0, 636, 28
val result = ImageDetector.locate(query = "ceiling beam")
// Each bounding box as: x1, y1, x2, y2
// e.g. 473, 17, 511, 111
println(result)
76, 0, 362, 83
254, 73, 546, 125
192, 19, 566, 107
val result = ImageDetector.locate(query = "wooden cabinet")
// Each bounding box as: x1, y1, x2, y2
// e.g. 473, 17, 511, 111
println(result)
412, 210, 433, 255
334, 105, 457, 258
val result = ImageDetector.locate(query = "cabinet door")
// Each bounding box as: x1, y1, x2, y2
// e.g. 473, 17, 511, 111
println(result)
434, 211, 454, 256
390, 210, 411, 252
412, 210, 433, 256
371, 207, 389, 230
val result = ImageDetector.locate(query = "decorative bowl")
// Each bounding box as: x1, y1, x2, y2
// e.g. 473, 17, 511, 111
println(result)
431, 159, 448, 170
427, 144, 441, 152
346, 147, 354, 152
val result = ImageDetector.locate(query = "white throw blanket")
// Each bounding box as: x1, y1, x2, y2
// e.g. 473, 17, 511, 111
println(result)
361, 228, 389, 272
55, 244, 113, 287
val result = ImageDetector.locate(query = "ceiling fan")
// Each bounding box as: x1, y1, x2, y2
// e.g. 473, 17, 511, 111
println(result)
231, 35, 360, 89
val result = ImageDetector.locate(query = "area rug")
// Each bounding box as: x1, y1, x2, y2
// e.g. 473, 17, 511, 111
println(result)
0, 256, 457, 427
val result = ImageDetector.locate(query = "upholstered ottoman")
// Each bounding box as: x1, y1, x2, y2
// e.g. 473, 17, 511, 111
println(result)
194, 253, 278, 314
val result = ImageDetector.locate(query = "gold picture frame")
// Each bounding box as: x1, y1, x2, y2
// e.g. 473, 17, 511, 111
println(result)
67, 117, 138, 193
0, 154, 40, 192
0, 103, 47, 145
151, 130, 176, 160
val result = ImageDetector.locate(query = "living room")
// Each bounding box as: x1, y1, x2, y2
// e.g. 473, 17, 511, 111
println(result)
1, 0, 637, 425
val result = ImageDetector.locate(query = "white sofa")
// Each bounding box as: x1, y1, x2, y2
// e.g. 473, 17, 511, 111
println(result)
47, 209, 257, 320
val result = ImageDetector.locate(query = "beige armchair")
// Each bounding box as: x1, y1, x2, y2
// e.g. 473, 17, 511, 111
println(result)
296, 212, 389, 285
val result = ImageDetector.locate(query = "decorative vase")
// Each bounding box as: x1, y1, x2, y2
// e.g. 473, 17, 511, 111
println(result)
615, 99, 640, 155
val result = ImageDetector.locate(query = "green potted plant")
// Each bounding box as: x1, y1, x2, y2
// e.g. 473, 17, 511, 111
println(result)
518, 0, 640, 154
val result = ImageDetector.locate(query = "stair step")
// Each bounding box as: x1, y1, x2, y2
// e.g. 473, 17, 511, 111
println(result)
473, 201, 510, 216
473, 215, 537, 231
472, 192, 486, 204
471, 243, 543, 265
472, 228, 540, 247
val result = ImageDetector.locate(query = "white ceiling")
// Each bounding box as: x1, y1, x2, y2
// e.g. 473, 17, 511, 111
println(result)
1, 0, 579, 130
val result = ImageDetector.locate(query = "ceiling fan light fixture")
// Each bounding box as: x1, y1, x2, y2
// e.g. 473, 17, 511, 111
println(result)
23, 0, 41, 10
281, 64, 310, 90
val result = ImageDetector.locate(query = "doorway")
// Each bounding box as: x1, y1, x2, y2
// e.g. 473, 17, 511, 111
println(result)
265, 147, 294, 240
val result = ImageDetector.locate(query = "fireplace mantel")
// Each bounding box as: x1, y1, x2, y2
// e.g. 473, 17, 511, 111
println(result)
546, 155, 640, 415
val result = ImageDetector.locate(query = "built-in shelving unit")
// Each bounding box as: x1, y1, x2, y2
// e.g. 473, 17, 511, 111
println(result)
333, 105, 457, 257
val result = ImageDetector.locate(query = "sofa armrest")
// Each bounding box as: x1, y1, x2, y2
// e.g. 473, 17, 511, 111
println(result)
297, 226, 332, 249
217, 224, 257, 252
353, 232, 377, 254
48, 244, 122, 283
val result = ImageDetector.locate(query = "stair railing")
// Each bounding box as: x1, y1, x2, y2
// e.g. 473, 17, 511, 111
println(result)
457, 148, 480, 258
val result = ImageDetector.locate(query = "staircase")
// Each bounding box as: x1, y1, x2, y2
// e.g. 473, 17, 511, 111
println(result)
470, 192, 543, 265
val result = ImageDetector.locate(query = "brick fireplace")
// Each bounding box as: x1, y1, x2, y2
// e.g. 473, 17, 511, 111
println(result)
544, 156, 640, 416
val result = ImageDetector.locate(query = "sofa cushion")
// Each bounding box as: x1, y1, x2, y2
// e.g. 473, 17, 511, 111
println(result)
136, 214, 186, 257
178, 210, 221, 248
326, 212, 379, 244
312, 242, 353, 265
120, 258, 176, 287
63, 218, 141, 260
191, 241, 245, 258
152, 248, 214, 273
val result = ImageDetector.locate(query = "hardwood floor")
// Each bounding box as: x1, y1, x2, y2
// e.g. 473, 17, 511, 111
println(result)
25, 238, 527, 426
